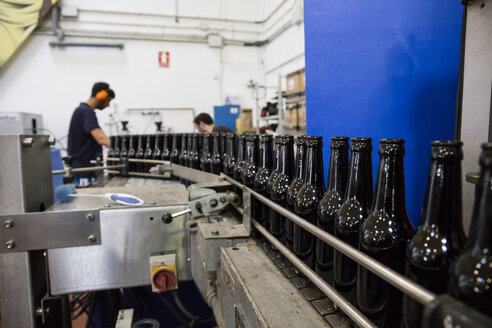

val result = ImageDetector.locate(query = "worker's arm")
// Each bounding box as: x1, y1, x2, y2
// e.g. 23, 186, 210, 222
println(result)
90, 128, 110, 148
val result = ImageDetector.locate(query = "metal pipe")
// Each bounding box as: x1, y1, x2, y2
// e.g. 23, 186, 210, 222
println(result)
221, 174, 437, 306
49, 42, 124, 49
252, 221, 376, 328
52, 164, 125, 175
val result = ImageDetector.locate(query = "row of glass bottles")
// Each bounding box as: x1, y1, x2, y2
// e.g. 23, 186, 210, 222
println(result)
224, 134, 491, 327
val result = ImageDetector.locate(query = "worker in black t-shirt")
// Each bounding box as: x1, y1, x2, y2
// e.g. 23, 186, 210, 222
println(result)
67, 82, 115, 185
193, 113, 234, 133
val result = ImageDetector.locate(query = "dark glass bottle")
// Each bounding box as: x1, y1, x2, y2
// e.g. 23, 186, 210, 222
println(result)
189, 133, 200, 169
294, 136, 325, 268
219, 132, 227, 169
316, 137, 350, 287
332, 138, 372, 303
267, 137, 281, 196
143, 135, 155, 173
357, 139, 414, 328
449, 143, 492, 317
242, 134, 260, 187
286, 136, 308, 250
113, 135, 121, 159
120, 135, 129, 159
233, 134, 246, 182
211, 133, 222, 174
135, 135, 145, 173
223, 133, 236, 176
127, 135, 137, 172
254, 135, 274, 228
108, 136, 115, 166
269, 135, 295, 243
179, 133, 188, 166
200, 133, 213, 172
161, 134, 171, 161
185, 133, 193, 168
152, 134, 162, 160
402, 141, 466, 328
170, 134, 180, 164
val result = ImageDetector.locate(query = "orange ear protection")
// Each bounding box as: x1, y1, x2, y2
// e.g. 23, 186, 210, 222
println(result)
96, 89, 109, 101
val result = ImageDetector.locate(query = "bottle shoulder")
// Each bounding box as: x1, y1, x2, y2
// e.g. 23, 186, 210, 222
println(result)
295, 184, 322, 214
271, 174, 292, 200
407, 225, 462, 268
450, 250, 492, 298
335, 198, 367, 231
318, 190, 344, 218
360, 209, 413, 249
254, 168, 271, 190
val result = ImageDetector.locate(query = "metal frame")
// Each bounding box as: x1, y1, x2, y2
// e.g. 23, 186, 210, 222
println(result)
0, 210, 101, 253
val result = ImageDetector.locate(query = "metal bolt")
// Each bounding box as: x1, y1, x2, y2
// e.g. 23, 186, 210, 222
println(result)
150, 201, 156, 205
88, 235, 97, 243
4, 220, 13, 229
219, 196, 227, 203
35, 307, 43, 316
5, 240, 15, 249
86, 214, 94, 221
211, 230, 220, 236
195, 202, 202, 210
22, 137, 34, 147
209, 198, 218, 207
186, 257, 191, 262
48, 137, 56, 146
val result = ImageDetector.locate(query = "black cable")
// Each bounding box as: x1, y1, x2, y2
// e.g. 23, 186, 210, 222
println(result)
171, 290, 199, 321
158, 293, 192, 327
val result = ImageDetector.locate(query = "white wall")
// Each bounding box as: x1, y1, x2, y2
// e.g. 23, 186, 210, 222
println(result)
0, 0, 304, 152
460, 2, 492, 232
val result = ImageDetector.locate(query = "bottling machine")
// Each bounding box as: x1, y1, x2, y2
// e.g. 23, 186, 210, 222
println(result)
0, 134, 490, 328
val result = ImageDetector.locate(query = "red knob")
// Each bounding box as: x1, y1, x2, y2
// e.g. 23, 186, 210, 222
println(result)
152, 268, 176, 291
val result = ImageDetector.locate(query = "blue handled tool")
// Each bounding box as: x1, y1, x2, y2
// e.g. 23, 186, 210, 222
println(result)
55, 184, 144, 205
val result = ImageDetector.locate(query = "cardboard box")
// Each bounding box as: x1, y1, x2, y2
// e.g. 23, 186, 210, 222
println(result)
285, 102, 299, 129
298, 100, 306, 129
236, 108, 254, 132
286, 68, 305, 96
299, 68, 305, 92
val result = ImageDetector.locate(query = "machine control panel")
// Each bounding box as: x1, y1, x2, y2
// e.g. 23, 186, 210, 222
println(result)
149, 253, 177, 292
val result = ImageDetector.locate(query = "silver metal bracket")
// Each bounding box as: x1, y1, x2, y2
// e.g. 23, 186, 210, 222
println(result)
0, 209, 101, 252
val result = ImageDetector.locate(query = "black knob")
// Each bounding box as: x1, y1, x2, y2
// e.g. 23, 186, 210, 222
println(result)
162, 213, 173, 224
62, 156, 73, 166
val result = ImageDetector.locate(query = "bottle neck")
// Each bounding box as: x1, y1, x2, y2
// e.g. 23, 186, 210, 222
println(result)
372, 152, 406, 216
120, 136, 127, 151
181, 135, 187, 151
259, 140, 273, 169
192, 136, 199, 152
137, 136, 143, 150
273, 143, 280, 171
172, 135, 179, 151
145, 136, 153, 149
162, 135, 170, 151
154, 136, 161, 150
220, 135, 226, 156
469, 167, 492, 251
327, 147, 349, 194
294, 144, 306, 179
114, 137, 120, 150
345, 151, 373, 207
212, 135, 221, 155
226, 137, 236, 158
277, 142, 294, 176
237, 138, 245, 161
202, 136, 211, 154
421, 158, 462, 233
303, 144, 325, 191
128, 136, 135, 150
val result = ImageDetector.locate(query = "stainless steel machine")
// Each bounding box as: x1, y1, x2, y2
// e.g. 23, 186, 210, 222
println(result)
0, 134, 491, 328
